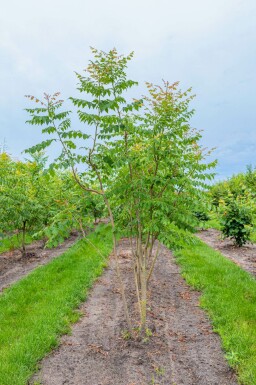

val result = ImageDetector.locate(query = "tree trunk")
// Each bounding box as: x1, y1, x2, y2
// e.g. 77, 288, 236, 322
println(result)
21, 221, 27, 257
140, 261, 147, 335
104, 197, 133, 336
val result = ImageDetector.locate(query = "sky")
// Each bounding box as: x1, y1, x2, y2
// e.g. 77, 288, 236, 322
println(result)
0, 0, 255, 180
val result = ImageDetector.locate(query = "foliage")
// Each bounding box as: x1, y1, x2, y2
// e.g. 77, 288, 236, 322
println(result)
0, 153, 48, 255
220, 194, 254, 247
159, 222, 201, 250
25, 47, 216, 334
194, 211, 210, 229
33, 173, 104, 247
208, 166, 256, 243
0, 152, 101, 252
209, 165, 256, 210
0, 225, 112, 385
0, 233, 33, 254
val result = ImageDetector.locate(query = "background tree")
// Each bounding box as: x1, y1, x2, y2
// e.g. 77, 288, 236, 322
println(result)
219, 193, 254, 247
0, 153, 48, 256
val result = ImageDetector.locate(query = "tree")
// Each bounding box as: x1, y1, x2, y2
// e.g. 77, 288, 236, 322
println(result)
35, 172, 105, 247
220, 193, 254, 247
0, 153, 47, 256
25, 48, 215, 335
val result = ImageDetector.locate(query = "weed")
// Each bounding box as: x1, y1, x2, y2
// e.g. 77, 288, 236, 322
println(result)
225, 351, 240, 367
154, 366, 165, 376
121, 329, 132, 340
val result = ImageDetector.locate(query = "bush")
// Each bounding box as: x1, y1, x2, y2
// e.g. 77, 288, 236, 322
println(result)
220, 195, 253, 247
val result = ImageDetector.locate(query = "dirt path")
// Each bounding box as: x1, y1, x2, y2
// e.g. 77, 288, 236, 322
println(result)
31, 239, 237, 385
197, 229, 256, 277
0, 233, 79, 292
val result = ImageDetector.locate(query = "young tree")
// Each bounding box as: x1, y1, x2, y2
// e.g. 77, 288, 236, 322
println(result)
0, 153, 47, 256
107, 81, 216, 330
25, 48, 215, 335
220, 193, 254, 247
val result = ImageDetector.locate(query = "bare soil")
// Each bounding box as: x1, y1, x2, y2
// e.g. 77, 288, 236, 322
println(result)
31, 239, 237, 385
0, 233, 79, 292
197, 228, 256, 277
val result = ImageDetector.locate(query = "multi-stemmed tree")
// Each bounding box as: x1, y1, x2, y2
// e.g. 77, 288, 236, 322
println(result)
25, 48, 215, 335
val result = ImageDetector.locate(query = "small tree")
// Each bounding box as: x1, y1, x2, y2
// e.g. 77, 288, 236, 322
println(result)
0, 154, 47, 256
220, 194, 253, 247
25, 48, 216, 335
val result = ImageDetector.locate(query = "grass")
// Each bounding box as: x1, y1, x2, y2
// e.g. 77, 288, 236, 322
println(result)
0, 233, 33, 254
170, 235, 256, 385
0, 224, 113, 385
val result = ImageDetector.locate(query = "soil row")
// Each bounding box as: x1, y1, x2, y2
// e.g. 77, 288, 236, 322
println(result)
0, 233, 79, 292
31, 239, 237, 385
197, 228, 256, 277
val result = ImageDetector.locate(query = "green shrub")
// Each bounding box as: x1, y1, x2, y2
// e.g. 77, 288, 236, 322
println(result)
220, 194, 253, 247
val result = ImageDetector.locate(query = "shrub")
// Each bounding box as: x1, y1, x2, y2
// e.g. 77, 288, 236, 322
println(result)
220, 195, 253, 247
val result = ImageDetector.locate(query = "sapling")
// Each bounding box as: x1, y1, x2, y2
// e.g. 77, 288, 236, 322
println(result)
25, 48, 216, 335
220, 194, 253, 247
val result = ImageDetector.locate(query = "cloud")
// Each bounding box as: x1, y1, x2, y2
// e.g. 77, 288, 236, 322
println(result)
0, 0, 256, 179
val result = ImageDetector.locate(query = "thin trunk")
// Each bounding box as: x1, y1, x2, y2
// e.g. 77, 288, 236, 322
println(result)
78, 219, 86, 238
147, 241, 161, 283
133, 262, 142, 319
129, 237, 142, 317
136, 225, 148, 334
140, 255, 147, 334
105, 198, 133, 336
22, 221, 27, 257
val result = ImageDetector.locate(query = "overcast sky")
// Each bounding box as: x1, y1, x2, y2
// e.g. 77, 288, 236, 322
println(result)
1, 0, 255, 180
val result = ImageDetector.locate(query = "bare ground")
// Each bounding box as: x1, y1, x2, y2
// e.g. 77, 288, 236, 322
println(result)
0, 233, 79, 292
197, 228, 256, 277
31, 239, 237, 385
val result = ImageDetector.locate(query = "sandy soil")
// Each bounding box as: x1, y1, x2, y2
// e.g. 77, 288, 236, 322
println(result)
31, 239, 237, 385
197, 228, 256, 277
0, 233, 79, 292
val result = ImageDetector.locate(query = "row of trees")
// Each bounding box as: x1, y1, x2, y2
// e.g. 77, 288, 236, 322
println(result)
0, 152, 103, 256
210, 165, 256, 210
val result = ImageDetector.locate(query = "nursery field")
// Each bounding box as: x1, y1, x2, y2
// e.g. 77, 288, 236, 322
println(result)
1, 48, 256, 385
1, 225, 256, 384
0, 225, 112, 385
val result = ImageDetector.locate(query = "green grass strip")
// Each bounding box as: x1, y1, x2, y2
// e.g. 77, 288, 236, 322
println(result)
172, 237, 256, 385
0, 233, 33, 254
0, 224, 113, 385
